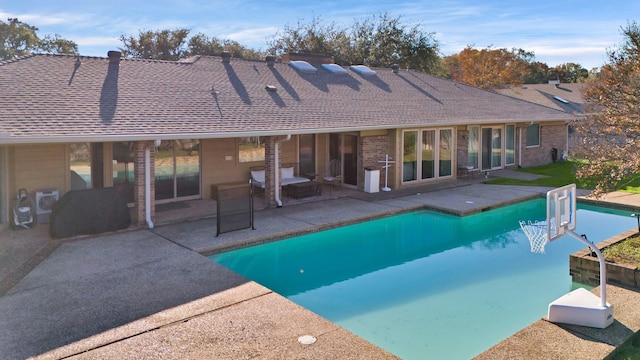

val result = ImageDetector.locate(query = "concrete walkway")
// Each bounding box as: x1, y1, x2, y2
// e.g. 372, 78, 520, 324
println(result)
2, 174, 640, 359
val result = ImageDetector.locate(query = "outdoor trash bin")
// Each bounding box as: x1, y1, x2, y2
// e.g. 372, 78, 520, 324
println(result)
364, 168, 380, 193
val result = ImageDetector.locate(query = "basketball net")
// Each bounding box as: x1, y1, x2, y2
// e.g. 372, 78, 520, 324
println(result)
519, 220, 550, 254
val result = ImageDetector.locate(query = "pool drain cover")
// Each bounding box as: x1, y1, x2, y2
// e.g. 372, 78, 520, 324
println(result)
298, 335, 317, 345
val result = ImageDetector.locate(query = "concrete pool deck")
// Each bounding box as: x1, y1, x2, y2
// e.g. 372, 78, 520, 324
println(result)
2, 175, 640, 359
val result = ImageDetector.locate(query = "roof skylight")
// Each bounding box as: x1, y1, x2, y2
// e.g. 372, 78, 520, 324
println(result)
350, 65, 376, 76
321, 63, 348, 74
553, 96, 569, 104
289, 61, 317, 73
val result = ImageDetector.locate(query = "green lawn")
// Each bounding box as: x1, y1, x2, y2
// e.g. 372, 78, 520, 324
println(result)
486, 160, 640, 194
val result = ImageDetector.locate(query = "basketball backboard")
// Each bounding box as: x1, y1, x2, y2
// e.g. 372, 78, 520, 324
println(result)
546, 183, 576, 241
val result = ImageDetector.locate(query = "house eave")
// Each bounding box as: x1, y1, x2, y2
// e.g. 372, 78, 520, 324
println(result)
0, 118, 573, 145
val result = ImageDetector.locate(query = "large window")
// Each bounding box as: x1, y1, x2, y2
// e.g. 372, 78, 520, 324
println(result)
467, 126, 479, 169
422, 130, 435, 179
506, 125, 515, 165
403, 131, 417, 182
439, 129, 452, 177
299, 134, 316, 177
69, 143, 106, 190
239, 137, 265, 163
112, 142, 135, 203
481, 127, 503, 170
526, 124, 540, 147
155, 140, 200, 201
402, 128, 453, 183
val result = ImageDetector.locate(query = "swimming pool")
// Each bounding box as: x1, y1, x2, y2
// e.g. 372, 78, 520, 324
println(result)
211, 199, 635, 359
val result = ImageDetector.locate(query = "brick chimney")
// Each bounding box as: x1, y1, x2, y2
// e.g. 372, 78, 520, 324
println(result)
266, 55, 276, 67
107, 50, 121, 65
221, 51, 232, 63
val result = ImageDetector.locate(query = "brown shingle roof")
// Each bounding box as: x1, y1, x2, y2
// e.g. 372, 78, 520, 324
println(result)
494, 83, 585, 114
0, 53, 575, 144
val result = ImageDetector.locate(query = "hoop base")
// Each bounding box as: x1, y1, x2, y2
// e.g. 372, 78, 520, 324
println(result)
548, 288, 614, 328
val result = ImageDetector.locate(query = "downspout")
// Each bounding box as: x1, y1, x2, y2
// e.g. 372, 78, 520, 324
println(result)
145, 140, 159, 228
518, 126, 523, 167
274, 134, 292, 207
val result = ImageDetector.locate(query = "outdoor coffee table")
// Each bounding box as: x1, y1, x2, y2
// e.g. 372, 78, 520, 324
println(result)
287, 181, 321, 199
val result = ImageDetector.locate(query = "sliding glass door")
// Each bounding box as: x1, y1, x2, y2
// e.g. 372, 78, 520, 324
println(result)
155, 140, 200, 202
481, 127, 502, 171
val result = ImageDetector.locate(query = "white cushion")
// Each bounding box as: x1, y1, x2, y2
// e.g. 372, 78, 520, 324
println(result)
282, 177, 310, 186
251, 170, 265, 183
281, 167, 294, 179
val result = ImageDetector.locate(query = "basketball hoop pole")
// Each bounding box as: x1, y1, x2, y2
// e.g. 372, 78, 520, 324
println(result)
565, 229, 607, 307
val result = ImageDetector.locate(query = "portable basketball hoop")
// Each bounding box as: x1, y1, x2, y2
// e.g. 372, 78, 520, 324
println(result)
519, 220, 549, 253
520, 184, 614, 329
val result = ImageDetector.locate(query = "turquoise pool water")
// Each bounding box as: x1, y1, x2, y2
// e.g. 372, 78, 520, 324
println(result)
211, 199, 635, 359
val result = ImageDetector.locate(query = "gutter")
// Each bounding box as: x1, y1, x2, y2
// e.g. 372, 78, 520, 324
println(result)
145, 141, 159, 229
274, 134, 291, 207
0, 119, 573, 145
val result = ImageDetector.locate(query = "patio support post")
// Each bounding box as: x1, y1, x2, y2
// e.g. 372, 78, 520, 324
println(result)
264, 137, 277, 207
134, 141, 156, 227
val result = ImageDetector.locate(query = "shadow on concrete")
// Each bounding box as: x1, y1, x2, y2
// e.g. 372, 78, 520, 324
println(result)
0, 230, 248, 359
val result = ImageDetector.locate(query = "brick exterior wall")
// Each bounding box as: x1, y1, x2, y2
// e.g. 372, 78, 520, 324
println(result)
264, 136, 277, 207
133, 141, 155, 227
358, 135, 389, 190
569, 229, 639, 288
520, 123, 567, 168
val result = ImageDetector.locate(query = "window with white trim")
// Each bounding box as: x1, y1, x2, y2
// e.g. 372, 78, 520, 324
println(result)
526, 124, 540, 147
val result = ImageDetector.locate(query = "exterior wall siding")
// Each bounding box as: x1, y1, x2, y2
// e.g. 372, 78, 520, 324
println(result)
519, 122, 567, 168
9, 144, 67, 197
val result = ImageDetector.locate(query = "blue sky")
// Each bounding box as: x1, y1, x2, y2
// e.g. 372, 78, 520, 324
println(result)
2, 0, 637, 69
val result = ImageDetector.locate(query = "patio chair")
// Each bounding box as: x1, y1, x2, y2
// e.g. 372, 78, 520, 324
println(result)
457, 150, 474, 178
323, 159, 342, 193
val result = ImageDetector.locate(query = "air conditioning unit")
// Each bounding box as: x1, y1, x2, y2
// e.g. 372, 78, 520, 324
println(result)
35, 188, 59, 223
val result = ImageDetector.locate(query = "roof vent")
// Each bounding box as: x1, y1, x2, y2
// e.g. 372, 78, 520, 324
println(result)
289, 60, 317, 73
221, 51, 231, 63
265, 85, 277, 92
391, 64, 400, 74
266, 55, 276, 67
321, 63, 347, 74
350, 65, 376, 76
107, 50, 121, 65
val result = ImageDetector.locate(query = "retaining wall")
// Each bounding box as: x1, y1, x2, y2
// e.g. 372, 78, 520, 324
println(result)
569, 229, 640, 288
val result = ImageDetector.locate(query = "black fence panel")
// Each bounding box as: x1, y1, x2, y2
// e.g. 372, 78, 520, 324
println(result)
216, 182, 254, 236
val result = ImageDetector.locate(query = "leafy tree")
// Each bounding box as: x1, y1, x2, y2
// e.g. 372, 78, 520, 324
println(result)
120, 29, 190, 60
523, 61, 550, 84
445, 46, 533, 88
219, 40, 266, 60
349, 13, 439, 73
548, 62, 589, 83
38, 34, 78, 55
267, 13, 440, 73
575, 21, 640, 196
267, 16, 351, 64
0, 18, 77, 60
187, 32, 224, 56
